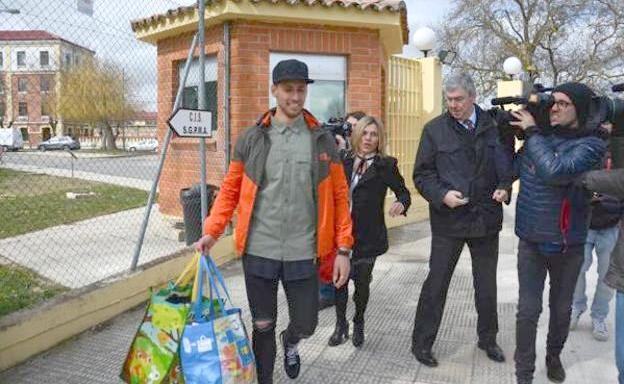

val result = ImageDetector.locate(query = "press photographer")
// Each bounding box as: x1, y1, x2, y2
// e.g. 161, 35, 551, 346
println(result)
510, 82, 609, 384
324, 111, 365, 152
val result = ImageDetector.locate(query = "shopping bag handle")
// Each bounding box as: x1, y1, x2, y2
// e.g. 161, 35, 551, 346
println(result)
204, 254, 233, 306
192, 253, 231, 321
174, 252, 200, 288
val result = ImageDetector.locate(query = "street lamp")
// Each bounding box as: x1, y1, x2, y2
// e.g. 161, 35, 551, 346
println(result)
503, 56, 523, 79
413, 27, 436, 58
0, 8, 20, 14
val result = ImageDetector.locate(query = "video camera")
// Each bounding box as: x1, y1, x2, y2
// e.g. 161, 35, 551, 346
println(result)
322, 117, 353, 140
488, 83, 624, 141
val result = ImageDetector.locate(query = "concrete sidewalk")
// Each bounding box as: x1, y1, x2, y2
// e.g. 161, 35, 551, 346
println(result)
0, 206, 618, 383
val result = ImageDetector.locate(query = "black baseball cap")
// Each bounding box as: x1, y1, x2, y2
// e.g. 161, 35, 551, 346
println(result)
272, 59, 314, 85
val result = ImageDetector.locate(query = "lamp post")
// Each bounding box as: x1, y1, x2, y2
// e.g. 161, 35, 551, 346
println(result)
413, 27, 436, 58
503, 56, 523, 79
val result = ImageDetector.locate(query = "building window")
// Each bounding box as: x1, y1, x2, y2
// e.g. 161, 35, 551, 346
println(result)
269, 53, 346, 123
0, 79, 3, 94
41, 101, 50, 116
0, 102, 5, 117
178, 56, 218, 131
20, 128, 29, 141
40, 51, 49, 66
17, 51, 26, 66
40, 77, 51, 92
0, 52, 3, 68
18, 102, 28, 116
64, 53, 72, 67
18, 77, 27, 92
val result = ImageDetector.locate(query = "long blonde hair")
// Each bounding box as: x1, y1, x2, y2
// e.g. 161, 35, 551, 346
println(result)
349, 116, 387, 157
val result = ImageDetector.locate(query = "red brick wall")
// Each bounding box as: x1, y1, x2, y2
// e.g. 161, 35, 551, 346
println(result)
157, 21, 384, 217
9, 74, 55, 146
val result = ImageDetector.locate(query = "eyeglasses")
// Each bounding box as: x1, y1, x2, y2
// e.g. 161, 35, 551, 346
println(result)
553, 99, 573, 109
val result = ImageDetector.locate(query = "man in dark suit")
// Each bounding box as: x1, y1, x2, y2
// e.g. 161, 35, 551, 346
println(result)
411, 72, 512, 367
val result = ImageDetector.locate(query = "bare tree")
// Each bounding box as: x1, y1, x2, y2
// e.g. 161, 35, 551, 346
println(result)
58, 58, 135, 150
437, 0, 624, 100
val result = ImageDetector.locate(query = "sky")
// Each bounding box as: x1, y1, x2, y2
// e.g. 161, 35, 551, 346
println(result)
0, 0, 454, 110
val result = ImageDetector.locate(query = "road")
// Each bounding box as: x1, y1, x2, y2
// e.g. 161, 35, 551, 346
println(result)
1, 150, 159, 181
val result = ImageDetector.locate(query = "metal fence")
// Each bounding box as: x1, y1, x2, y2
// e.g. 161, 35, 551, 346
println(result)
0, 0, 214, 316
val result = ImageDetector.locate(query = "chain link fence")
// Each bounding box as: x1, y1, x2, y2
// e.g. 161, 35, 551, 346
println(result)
0, 0, 216, 317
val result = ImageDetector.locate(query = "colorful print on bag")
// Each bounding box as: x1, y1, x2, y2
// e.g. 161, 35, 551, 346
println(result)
121, 284, 192, 384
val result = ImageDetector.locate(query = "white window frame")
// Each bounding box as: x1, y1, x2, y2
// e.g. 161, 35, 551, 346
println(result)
16, 51, 26, 66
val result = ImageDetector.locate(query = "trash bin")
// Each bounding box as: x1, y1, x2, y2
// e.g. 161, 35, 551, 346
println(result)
180, 184, 218, 246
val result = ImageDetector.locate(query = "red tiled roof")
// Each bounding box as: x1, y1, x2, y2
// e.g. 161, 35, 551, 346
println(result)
131, 0, 408, 44
0, 30, 95, 53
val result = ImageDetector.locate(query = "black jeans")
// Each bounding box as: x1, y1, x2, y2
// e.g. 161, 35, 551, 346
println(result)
242, 258, 318, 384
514, 241, 584, 381
412, 234, 500, 350
335, 259, 376, 325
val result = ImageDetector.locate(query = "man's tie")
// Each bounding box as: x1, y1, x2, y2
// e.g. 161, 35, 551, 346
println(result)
464, 119, 476, 133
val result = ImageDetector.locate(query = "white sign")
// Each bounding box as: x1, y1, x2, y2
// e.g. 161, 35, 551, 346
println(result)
168, 109, 213, 138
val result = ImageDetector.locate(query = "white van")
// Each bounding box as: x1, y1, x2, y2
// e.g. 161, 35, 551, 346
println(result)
0, 128, 25, 151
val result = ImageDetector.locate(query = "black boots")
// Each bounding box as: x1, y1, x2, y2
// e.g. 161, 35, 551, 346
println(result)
546, 354, 566, 383
352, 320, 365, 347
328, 321, 349, 346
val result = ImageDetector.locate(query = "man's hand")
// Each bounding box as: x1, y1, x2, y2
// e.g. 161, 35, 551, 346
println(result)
195, 234, 217, 254
443, 190, 469, 209
335, 135, 347, 151
492, 189, 509, 203
333, 253, 350, 289
601, 122, 613, 135
509, 109, 537, 130
388, 201, 405, 217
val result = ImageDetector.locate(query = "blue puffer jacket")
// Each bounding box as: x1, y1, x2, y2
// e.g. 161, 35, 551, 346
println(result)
515, 132, 607, 250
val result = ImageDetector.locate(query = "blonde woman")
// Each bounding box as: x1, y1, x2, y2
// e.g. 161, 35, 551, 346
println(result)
329, 116, 411, 347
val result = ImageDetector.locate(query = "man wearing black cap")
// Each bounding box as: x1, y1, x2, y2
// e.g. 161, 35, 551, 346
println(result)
196, 59, 353, 383
509, 82, 608, 384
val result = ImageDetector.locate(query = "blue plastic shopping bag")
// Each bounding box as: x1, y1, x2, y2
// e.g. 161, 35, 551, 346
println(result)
180, 254, 255, 384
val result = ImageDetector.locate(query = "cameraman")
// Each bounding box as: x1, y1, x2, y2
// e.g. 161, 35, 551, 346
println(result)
509, 82, 608, 384
583, 166, 624, 384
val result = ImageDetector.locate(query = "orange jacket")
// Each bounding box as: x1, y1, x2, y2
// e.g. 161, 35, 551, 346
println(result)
203, 109, 353, 262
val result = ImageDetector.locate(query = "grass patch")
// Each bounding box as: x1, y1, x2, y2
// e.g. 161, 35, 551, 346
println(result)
0, 168, 149, 238
0, 264, 68, 317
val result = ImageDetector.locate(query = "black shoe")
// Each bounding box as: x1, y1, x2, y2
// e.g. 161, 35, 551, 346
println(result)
546, 354, 565, 383
280, 331, 301, 379
352, 321, 365, 347
477, 342, 505, 362
411, 346, 438, 367
328, 322, 349, 346
517, 378, 532, 384
319, 297, 335, 311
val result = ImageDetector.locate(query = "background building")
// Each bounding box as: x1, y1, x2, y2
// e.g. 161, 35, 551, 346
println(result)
0, 30, 95, 146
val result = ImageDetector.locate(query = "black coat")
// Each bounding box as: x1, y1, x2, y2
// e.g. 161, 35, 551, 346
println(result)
413, 107, 513, 238
344, 154, 411, 259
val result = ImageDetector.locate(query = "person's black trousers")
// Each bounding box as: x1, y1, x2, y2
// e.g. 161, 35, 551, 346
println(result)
242, 260, 318, 384
334, 260, 376, 325
411, 234, 500, 350
514, 240, 584, 381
